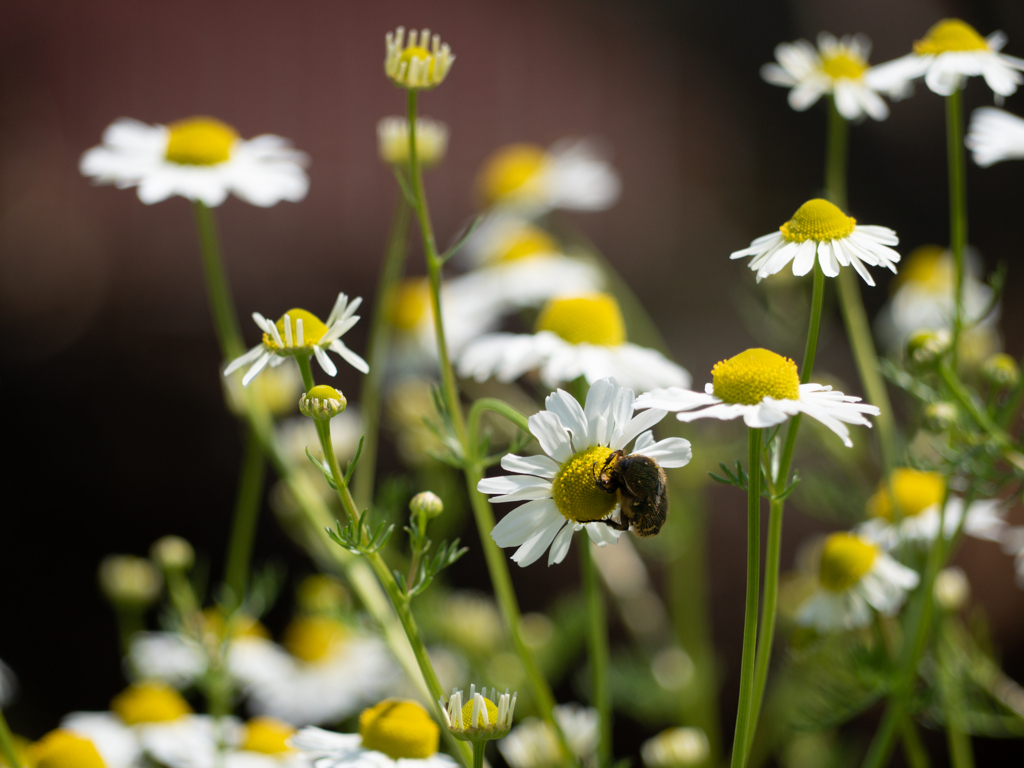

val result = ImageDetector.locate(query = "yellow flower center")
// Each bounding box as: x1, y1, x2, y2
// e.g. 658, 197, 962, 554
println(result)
165, 117, 237, 165
478, 144, 548, 205
307, 384, 343, 401
399, 46, 434, 77
263, 309, 329, 352
201, 608, 270, 641
819, 533, 878, 592
297, 574, 349, 613
535, 293, 626, 347
890, 245, 953, 294
110, 682, 192, 725
821, 52, 867, 80
551, 445, 618, 522
779, 198, 857, 243
460, 697, 499, 728
914, 19, 989, 55
358, 700, 439, 760
495, 227, 559, 263
242, 718, 296, 754
390, 278, 431, 331
711, 348, 800, 405
866, 468, 945, 520
30, 731, 105, 768
282, 616, 349, 663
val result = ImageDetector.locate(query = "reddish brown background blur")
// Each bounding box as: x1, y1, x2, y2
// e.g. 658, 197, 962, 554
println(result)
2, 0, 1023, 762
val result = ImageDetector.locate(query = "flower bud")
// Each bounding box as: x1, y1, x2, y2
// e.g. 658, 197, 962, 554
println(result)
934, 566, 970, 611
906, 329, 951, 369
98, 555, 162, 608
299, 385, 347, 422
439, 685, 517, 743
982, 353, 1019, 389
410, 491, 444, 520
641, 727, 710, 768
149, 536, 195, 572
923, 402, 958, 432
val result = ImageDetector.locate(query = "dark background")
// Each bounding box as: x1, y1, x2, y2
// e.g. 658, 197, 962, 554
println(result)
2, 0, 1023, 764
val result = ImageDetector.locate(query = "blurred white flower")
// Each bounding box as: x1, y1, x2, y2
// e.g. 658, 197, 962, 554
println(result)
497, 703, 598, 768
144, 715, 307, 768
377, 117, 449, 167
968, 107, 1024, 166
640, 727, 710, 768
0, 657, 17, 708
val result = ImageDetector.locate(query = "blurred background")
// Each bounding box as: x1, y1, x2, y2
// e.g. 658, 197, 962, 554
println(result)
2, 0, 1023, 763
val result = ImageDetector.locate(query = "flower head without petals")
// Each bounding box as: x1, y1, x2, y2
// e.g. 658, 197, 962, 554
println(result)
438, 685, 517, 743
385, 27, 454, 90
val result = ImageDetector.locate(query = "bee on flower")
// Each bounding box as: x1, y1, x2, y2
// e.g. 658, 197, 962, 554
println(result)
80, 117, 308, 207
967, 107, 1024, 166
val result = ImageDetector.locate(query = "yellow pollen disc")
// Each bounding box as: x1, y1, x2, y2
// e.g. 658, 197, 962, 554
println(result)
400, 46, 434, 78
890, 245, 952, 294
165, 117, 237, 165
358, 699, 439, 760
242, 718, 296, 754
201, 608, 270, 640
263, 309, 329, 351
495, 227, 559, 263
711, 348, 799, 405
779, 198, 856, 243
821, 52, 867, 80
819, 533, 878, 592
478, 144, 548, 205
866, 468, 945, 520
307, 384, 342, 401
914, 19, 989, 55
535, 293, 626, 347
110, 682, 192, 725
390, 278, 431, 331
282, 616, 348, 663
460, 698, 499, 729
30, 731, 105, 768
551, 445, 617, 522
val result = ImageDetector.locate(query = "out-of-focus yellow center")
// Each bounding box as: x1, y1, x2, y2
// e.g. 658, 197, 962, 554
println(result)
283, 616, 348, 663
551, 445, 617, 522
359, 699, 439, 760
297, 574, 349, 613
201, 608, 271, 641
535, 293, 626, 347
914, 19, 989, 55
712, 348, 800, 405
262, 309, 329, 352
819, 533, 878, 592
891, 245, 953, 294
495, 227, 559, 263
242, 718, 296, 754
111, 682, 192, 725
866, 468, 946, 520
780, 199, 856, 243
165, 117, 237, 165
460, 697, 499, 728
400, 46, 433, 75
30, 731, 105, 768
821, 52, 867, 80
478, 144, 548, 205
391, 278, 431, 331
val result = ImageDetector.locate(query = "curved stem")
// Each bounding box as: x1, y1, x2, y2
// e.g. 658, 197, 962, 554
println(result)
193, 202, 244, 360
580, 538, 612, 768
946, 89, 968, 367
223, 428, 266, 607
467, 398, 531, 439
731, 427, 762, 768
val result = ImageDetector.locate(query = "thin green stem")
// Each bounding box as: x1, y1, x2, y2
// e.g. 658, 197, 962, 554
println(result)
355, 194, 412, 509
223, 428, 266, 607
193, 202, 245, 360
580, 538, 612, 768
0, 709, 19, 768
731, 427, 762, 768
901, 721, 931, 768
825, 98, 848, 210
114, 606, 145, 661
467, 398, 531, 438
471, 742, 485, 768
946, 89, 968, 366
938, 363, 1024, 472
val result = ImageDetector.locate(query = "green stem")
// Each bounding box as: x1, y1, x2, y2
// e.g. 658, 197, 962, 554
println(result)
193, 201, 245, 360
114, 606, 145, 661
938, 363, 1024, 471
0, 709, 21, 768
223, 428, 266, 607
731, 427, 762, 768
946, 89, 968, 367
471, 742, 485, 768
580, 538, 612, 768
467, 398, 531, 437
901, 720, 931, 768
825, 98, 848, 210
355, 194, 412, 509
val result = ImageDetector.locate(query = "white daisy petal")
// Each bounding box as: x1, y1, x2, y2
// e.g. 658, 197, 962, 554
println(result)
512, 518, 568, 567
490, 500, 562, 547
500, 453, 561, 479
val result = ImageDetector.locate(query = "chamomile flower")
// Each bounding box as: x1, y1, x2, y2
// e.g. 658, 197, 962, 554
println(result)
761, 33, 892, 120
476, 140, 620, 214
868, 19, 1024, 99
225, 293, 368, 387
479, 378, 692, 567
795, 532, 920, 632
377, 117, 449, 168
229, 616, 399, 726
143, 716, 306, 768
385, 28, 455, 90
730, 199, 900, 285
856, 468, 1006, 549
635, 348, 879, 448
497, 704, 598, 768
80, 117, 308, 207
31, 727, 140, 768
967, 107, 1024, 166
438, 685, 517, 742
457, 293, 690, 391
291, 700, 457, 768
640, 728, 710, 768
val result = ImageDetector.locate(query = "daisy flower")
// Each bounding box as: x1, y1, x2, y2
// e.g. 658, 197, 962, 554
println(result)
80, 117, 308, 207
761, 33, 892, 120
868, 19, 1024, 99
634, 348, 879, 448
291, 700, 457, 768
143, 716, 306, 768
377, 117, 449, 168
640, 728, 710, 768
457, 293, 690, 392
438, 685, 517, 742
479, 378, 692, 567
30, 727, 141, 768
967, 107, 1024, 166
856, 468, 1006, 549
476, 139, 620, 214
730, 198, 900, 285
224, 293, 368, 387
385, 27, 455, 90
497, 704, 598, 768
795, 532, 920, 632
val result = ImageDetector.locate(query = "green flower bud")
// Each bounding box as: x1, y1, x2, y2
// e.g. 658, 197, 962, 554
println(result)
906, 329, 951, 369
924, 402, 958, 432
98, 555, 162, 608
934, 567, 969, 611
149, 536, 195, 572
299, 385, 347, 422
982, 353, 1019, 389
410, 491, 444, 520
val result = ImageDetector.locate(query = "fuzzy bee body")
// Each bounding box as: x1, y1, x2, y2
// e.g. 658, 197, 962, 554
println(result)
594, 450, 669, 537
